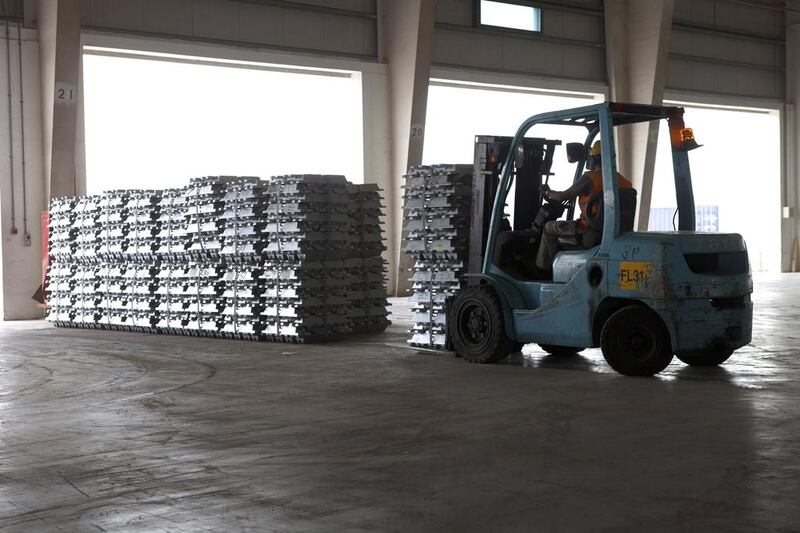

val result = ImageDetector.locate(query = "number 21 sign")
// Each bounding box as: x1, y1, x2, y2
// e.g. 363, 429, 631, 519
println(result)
55, 82, 76, 105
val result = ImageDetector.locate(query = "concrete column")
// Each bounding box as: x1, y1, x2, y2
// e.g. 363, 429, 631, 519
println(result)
0, 23, 47, 319
37, 0, 82, 200
604, 0, 674, 230
784, 22, 800, 270
361, 69, 395, 291
378, 0, 437, 295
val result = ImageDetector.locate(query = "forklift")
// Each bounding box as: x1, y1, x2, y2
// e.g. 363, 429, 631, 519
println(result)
447, 102, 753, 376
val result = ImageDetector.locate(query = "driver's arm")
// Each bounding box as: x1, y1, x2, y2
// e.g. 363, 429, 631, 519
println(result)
543, 174, 593, 202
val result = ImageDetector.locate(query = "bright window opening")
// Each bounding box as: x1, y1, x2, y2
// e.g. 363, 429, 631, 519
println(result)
82, 50, 364, 193
480, 0, 542, 32
650, 102, 781, 272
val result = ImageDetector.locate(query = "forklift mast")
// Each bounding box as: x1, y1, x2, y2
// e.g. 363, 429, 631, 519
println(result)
469, 136, 560, 274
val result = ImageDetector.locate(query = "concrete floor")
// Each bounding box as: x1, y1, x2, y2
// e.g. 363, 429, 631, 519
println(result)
0, 275, 798, 532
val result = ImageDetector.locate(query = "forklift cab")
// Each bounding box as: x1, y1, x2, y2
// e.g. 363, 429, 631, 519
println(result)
449, 102, 753, 377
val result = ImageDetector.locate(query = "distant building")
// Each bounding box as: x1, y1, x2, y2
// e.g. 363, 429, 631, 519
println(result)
648, 206, 719, 232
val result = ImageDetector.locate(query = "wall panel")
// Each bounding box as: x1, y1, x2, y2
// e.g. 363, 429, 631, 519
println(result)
669, 0, 785, 100
80, 0, 378, 59
432, 0, 605, 82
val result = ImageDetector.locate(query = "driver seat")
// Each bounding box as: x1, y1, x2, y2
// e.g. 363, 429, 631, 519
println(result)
557, 188, 638, 249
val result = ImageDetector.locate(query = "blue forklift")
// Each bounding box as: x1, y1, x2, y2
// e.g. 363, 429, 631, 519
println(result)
447, 102, 753, 376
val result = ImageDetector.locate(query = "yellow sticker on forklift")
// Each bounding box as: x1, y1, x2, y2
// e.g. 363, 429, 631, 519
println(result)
619, 262, 654, 290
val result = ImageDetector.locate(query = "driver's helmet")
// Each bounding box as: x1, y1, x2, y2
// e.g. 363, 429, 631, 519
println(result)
589, 141, 602, 169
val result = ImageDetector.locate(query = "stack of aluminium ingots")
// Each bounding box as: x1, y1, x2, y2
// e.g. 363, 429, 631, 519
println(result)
71, 196, 101, 327
402, 165, 472, 349
153, 186, 190, 333
220, 177, 269, 262
73, 195, 100, 264
179, 177, 234, 336
346, 183, 390, 333
219, 178, 270, 338
96, 191, 130, 260
260, 175, 352, 342
125, 191, 162, 332
155, 187, 189, 261
179, 260, 226, 336
153, 260, 222, 335
45, 175, 390, 343
126, 262, 159, 331
45, 197, 77, 326
184, 176, 238, 259
154, 262, 182, 332
95, 191, 133, 329
125, 190, 162, 261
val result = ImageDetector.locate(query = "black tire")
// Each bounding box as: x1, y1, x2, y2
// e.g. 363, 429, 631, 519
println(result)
676, 346, 734, 366
539, 344, 583, 357
449, 286, 514, 364
600, 305, 673, 376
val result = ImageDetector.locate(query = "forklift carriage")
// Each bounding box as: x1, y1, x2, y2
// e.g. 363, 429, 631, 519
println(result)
447, 102, 753, 376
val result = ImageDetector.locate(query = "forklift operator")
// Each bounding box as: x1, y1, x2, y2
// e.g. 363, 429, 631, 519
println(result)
535, 141, 634, 272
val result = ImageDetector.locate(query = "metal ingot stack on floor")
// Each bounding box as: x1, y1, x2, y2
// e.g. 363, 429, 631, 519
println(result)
125, 190, 162, 260
260, 175, 352, 342
123, 191, 162, 332
73, 196, 100, 264
155, 187, 189, 261
126, 262, 159, 331
96, 261, 130, 329
154, 262, 220, 334
184, 177, 237, 259
154, 264, 180, 332
70, 196, 102, 326
180, 261, 226, 336
96, 191, 130, 261
219, 263, 264, 339
220, 178, 270, 262
402, 165, 472, 349
178, 177, 236, 336
219, 178, 270, 338
94, 192, 130, 329
347, 183, 391, 334
45, 197, 77, 326
46, 175, 389, 343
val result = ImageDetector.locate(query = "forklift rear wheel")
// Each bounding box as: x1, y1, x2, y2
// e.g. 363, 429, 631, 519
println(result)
600, 306, 673, 376
539, 344, 583, 357
450, 287, 513, 364
676, 346, 734, 366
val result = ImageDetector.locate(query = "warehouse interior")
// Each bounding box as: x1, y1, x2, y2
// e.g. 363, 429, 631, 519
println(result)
1, 0, 799, 530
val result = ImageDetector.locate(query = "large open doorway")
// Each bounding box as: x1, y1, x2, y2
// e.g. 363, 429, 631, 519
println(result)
649, 102, 781, 272
82, 49, 365, 193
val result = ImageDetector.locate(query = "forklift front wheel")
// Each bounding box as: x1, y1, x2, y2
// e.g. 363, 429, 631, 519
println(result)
600, 306, 673, 376
450, 287, 513, 364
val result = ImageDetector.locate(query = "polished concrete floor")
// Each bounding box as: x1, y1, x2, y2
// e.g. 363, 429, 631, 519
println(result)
0, 274, 798, 532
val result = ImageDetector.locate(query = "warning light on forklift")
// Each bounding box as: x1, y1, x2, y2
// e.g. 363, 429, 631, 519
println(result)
681, 128, 701, 151
670, 126, 701, 151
